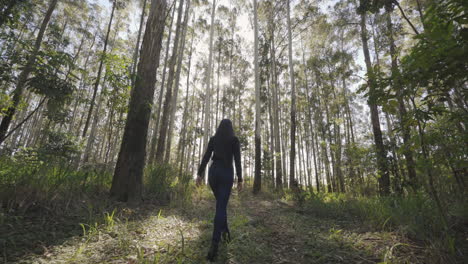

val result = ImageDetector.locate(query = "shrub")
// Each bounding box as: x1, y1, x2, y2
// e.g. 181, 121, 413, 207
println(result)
144, 164, 193, 205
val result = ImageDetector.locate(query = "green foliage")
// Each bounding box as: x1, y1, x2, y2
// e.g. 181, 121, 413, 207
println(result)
37, 130, 81, 161
28, 50, 76, 124
0, 153, 112, 212
302, 191, 467, 258
145, 164, 193, 205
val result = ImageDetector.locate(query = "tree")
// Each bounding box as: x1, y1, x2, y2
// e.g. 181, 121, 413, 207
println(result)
358, 3, 390, 196
81, 0, 117, 139
384, 1, 417, 190
0, 0, 59, 145
110, 0, 167, 203
287, 0, 297, 188
253, 0, 261, 194
154, 0, 185, 163
202, 0, 217, 162
131, 0, 148, 89
165, 0, 191, 163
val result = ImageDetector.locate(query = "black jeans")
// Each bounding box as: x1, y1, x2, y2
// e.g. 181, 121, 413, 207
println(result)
208, 161, 234, 244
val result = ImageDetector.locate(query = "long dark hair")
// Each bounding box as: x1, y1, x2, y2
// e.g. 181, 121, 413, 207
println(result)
214, 119, 235, 166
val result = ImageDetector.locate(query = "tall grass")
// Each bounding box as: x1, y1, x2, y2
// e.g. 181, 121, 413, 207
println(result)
0, 154, 112, 213
145, 163, 193, 205
298, 191, 467, 260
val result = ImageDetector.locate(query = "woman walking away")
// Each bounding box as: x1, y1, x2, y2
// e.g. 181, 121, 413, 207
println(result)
196, 119, 243, 261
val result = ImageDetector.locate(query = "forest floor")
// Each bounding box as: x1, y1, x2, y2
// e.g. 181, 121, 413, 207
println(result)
3, 188, 436, 264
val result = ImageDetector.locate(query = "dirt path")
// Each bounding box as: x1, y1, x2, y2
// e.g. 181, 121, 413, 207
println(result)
10, 190, 425, 264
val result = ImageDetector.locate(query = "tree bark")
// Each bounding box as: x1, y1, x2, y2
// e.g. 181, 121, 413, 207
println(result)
385, 5, 417, 191
286, 0, 296, 188
154, 0, 185, 163
110, 0, 167, 203
360, 10, 390, 196
148, 4, 177, 164
131, 0, 148, 89
270, 25, 283, 189
253, 0, 261, 194
202, 0, 217, 157
165, 0, 191, 163
82, 0, 116, 138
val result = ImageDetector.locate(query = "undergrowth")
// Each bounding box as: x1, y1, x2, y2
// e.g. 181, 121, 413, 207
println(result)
288, 190, 468, 262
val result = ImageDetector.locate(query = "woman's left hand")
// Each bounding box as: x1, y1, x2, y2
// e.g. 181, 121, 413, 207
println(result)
196, 176, 203, 186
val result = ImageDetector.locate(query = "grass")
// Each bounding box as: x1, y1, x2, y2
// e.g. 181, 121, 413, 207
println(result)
1, 154, 467, 263
295, 191, 468, 263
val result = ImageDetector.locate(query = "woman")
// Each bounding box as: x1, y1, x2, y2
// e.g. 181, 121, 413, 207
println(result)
196, 119, 243, 261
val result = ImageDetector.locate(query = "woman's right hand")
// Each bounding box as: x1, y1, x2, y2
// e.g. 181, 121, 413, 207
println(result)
237, 181, 243, 192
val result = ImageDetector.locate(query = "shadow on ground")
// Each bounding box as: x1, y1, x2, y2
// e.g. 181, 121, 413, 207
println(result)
4, 189, 431, 263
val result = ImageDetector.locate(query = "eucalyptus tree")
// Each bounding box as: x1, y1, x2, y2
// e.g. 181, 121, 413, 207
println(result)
252, 0, 261, 194
148, 3, 177, 163
383, 0, 417, 190
264, 0, 283, 189
202, 0, 217, 159
131, 0, 148, 88
165, 0, 192, 163
177, 18, 196, 174
155, 0, 185, 163
0, 0, 59, 146
82, 0, 118, 139
111, 0, 167, 203
286, 0, 297, 187
358, 1, 390, 196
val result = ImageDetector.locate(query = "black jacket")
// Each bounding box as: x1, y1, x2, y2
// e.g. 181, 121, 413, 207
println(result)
197, 136, 242, 182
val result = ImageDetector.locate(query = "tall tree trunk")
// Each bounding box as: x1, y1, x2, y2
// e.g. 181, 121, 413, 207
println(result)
82, 0, 116, 138
165, 0, 191, 163
385, 4, 417, 190
253, 0, 261, 194
155, 0, 185, 163
201, 0, 217, 167
110, 0, 167, 203
359, 10, 390, 196
148, 4, 177, 164
177, 21, 195, 174
270, 28, 283, 189
0, 0, 58, 145
131, 0, 148, 89
286, 0, 296, 187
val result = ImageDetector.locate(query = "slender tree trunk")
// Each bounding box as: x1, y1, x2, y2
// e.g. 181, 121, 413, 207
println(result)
253, 0, 261, 194
82, 0, 116, 138
410, 98, 448, 225
178, 22, 195, 173
155, 0, 185, 163
270, 30, 283, 189
0, 0, 58, 145
202, 0, 217, 155
385, 5, 417, 190
148, 4, 176, 164
110, 0, 167, 203
215, 38, 221, 125
131, 0, 148, 88
165, 0, 191, 163
287, 0, 296, 187
360, 10, 390, 195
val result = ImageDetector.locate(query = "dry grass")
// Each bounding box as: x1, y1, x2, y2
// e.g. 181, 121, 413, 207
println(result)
3, 186, 452, 264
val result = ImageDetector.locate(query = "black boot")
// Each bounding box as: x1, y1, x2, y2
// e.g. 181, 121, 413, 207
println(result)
221, 230, 231, 243
207, 242, 218, 261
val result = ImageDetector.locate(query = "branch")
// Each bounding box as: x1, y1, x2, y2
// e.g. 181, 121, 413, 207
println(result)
3, 97, 46, 142
394, 0, 420, 35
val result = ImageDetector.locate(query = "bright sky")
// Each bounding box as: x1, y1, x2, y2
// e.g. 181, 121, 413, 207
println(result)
89, 0, 370, 135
